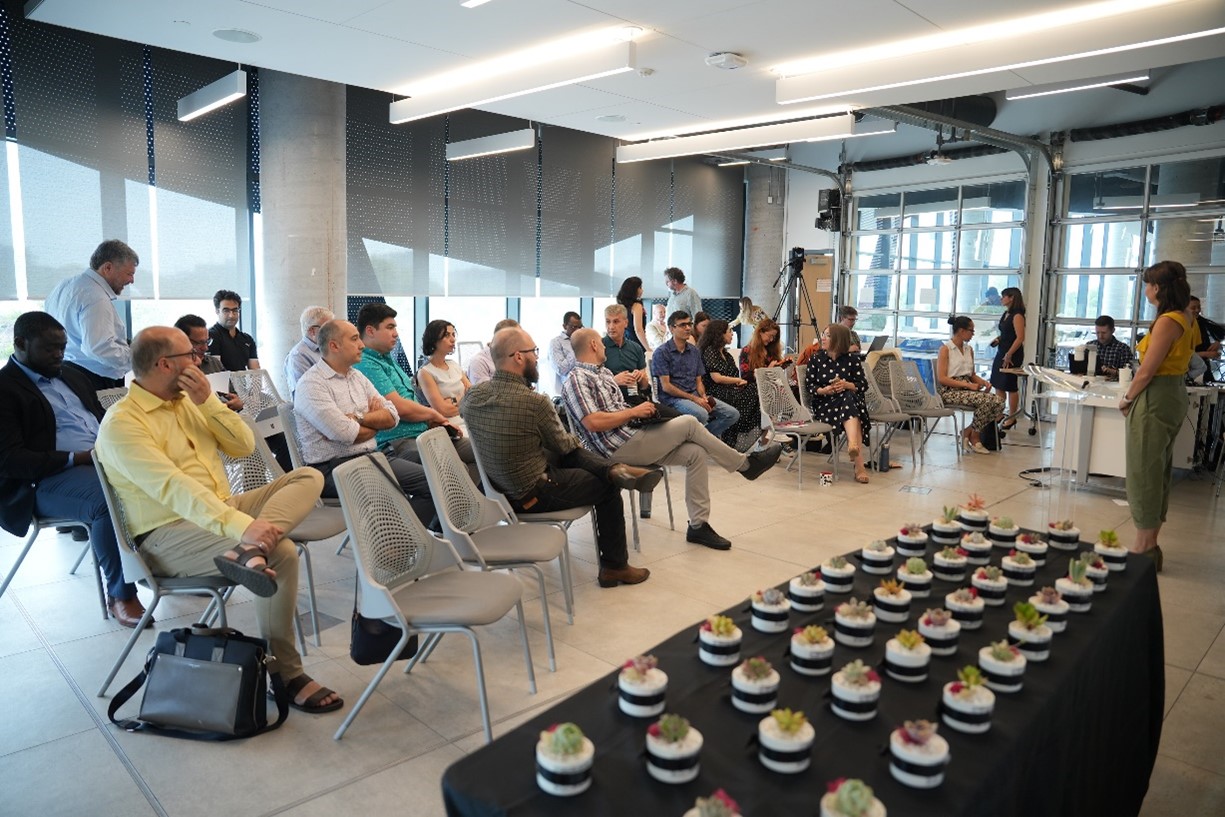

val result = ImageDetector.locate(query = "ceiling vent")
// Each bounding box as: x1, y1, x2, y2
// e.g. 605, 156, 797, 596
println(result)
705, 52, 747, 70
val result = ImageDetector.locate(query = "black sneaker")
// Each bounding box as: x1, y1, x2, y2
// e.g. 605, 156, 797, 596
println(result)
740, 443, 784, 481
686, 522, 731, 550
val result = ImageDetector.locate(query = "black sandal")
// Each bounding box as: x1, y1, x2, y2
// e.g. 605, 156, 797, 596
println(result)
282, 673, 344, 713
213, 544, 278, 598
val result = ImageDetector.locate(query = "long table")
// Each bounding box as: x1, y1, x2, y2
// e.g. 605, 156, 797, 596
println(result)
442, 533, 1164, 817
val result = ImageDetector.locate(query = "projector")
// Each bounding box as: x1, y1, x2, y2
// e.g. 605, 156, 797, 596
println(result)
705, 52, 748, 70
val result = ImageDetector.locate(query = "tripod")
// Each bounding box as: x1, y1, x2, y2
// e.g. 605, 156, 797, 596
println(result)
772, 248, 819, 351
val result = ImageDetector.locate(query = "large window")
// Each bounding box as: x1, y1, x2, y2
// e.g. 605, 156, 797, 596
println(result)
847, 179, 1026, 358
1050, 156, 1225, 365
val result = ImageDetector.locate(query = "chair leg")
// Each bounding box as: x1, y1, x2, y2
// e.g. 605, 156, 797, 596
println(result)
662, 469, 675, 531
91, 552, 107, 619
98, 596, 161, 696
526, 565, 557, 672
513, 600, 537, 696
296, 542, 322, 648
628, 491, 640, 553
335, 630, 416, 740
557, 546, 575, 625
406, 632, 444, 671
0, 526, 41, 601
293, 606, 307, 656
69, 540, 90, 574
335, 534, 350, 556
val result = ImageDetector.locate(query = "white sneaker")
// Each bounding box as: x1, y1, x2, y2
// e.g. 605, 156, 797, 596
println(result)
973, 442, 991, 454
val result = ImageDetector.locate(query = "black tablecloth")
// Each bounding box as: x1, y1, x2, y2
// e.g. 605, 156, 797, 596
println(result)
442, 534, 1163, 817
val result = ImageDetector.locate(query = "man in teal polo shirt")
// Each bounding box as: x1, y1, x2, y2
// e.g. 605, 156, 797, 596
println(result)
601, 304, 650, 400
352, 303, 477, 479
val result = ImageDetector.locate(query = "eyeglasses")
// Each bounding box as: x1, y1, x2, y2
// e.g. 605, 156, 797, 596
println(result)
162, 351, 197, 362
674, 321, 693, 328
509, 347, 539, 358
220, 307, 241, 315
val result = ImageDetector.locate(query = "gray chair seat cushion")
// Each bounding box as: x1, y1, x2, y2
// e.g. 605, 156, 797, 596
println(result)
391, 570, 522, 627
288, 506, 348, 541
470, 523, 566, 564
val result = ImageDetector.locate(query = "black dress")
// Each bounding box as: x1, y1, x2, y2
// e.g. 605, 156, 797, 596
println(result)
804, 351, 871, 438
990, 309, 1025, 391
701, 346, 761, 452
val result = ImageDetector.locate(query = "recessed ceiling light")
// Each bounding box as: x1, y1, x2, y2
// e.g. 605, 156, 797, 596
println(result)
596, 114, 627, 122
213, 28, 262, 44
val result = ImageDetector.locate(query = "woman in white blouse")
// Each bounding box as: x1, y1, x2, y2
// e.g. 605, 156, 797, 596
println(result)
936, 315, 1003, 455
418, 319, 471, 432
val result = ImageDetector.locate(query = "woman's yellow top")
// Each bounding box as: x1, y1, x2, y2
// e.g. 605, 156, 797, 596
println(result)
1137, 310, 1196, 376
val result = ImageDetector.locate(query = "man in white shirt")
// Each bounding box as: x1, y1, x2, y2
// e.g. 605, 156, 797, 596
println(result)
284, 305, 333, 398
547, 311, 583, 394
663, 268, 702, 322
44, 239, 138, 389
467, 318, 519, 386
292, 320, 435, 525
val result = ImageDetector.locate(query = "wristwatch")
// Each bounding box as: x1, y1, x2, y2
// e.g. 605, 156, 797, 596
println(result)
355, 410, 366, 425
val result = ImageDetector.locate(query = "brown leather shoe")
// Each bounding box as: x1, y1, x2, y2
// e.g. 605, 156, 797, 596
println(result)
108, 596, 153, 629
608, 463, 663, 493
597, 564, 651, 588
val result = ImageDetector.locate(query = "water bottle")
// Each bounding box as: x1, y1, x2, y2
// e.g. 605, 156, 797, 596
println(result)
877, 442, 890, 472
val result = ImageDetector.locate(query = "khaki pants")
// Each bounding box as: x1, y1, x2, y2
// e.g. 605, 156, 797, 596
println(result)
138, 468, 323, 679
1126, 375, 1187, 530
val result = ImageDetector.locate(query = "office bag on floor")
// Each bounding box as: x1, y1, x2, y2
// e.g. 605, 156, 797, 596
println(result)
108, 625, 288, 740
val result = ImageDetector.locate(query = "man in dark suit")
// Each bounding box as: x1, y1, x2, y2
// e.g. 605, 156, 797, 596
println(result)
0, 311, 146, 626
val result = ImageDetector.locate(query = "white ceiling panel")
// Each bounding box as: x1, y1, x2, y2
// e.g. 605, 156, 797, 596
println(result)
239, 0, 396, 26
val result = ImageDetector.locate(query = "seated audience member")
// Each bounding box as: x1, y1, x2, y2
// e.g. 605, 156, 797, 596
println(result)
293, 320, 436, 525
353, 304, 477, 481
838, 305, 863, 352
548, 311, 583, 394
698, 319, 764, 452
466, 318, 519, 385
563, 328, 782, 550
95, 327, 341, 713
739, 318, 793, 379
418, 319, 472, 433
284, 305, 333, 398
174, 314, 242, 411
692, 311, 711, 343
646, 302, 669, 350
208, 289, 259, 371
936, 316, 1003, 455
461, 327, 658, 588
601, 304, 650, 400
652, 311, 739, 439
0, 311, 145, 627
805, 325, 872, 484
729, 296, 765, 335
615, 276, 653, 352
1190, 296, 1223, 383
1088, 315, 1134, 379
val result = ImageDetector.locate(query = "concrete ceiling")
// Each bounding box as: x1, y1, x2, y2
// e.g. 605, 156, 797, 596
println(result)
24, 0, 1225, 153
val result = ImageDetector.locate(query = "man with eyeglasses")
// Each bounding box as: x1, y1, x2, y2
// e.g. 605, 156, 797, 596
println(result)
173, 315, 243, 411
208, 289, 260, 372
838, 305, 863, 353
462, 327, 658, 588
651, 311, 740, 439
284, 306, 334, 399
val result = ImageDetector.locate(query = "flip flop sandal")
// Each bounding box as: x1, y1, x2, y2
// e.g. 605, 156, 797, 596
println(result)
282, 673, 344, 713
213, 544, 278, 598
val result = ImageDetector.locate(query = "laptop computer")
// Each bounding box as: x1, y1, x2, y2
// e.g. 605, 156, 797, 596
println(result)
867, 334, 888, 352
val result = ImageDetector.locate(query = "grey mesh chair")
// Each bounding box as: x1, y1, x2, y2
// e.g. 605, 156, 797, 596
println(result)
94, 459, 234, 697
755, 366, 833, 487
863, 364, 918, 467
96, 387, 128, 410
219, 418, 348, 648
230, 369, 284, 417
277, 403, 350, 555
0, 515, 105, 618
331, 453, 535, 743
415, 428, 560, 672
886, 359, 961, 461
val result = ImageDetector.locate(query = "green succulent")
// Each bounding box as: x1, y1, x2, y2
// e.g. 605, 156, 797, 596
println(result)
770, 707, 808, 735
833, 779, 876, 817
896, 629, 925, 650
655, 713, 690, 743
1012, 601, 1049, 630
904, 557, 928, 575
545, 722, 584, 755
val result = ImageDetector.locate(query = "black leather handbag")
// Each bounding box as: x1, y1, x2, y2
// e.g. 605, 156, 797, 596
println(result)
349, 611, 420, 665
108, 625, 288, 740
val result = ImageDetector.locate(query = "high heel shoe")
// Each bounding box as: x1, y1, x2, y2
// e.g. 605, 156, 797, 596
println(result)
1142, 545, 1164, 573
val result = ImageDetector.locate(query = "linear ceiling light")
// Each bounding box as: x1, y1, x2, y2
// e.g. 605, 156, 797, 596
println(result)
1005, 71, 1150, 99
446, 128, 536, 161
390, 33, 637, 124
616, 115, 895, 164
177, 69, 246, 121
717, 160, 749, 166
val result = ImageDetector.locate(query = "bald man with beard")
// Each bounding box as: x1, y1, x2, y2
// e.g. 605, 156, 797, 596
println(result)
461, 327, 658, 587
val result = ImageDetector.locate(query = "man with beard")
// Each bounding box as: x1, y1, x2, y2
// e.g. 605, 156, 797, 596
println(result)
208, 289, 260, 371
461, 327, 658, 587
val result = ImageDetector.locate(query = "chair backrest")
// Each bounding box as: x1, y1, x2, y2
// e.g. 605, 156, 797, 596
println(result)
755, 366, 812, 426
219, 418, 286, 495
276, 403, 308, 469
231, 369, 285, 417
332, 454, 457, 621
862, 364, 901, 415
93, 458, 158, 588
866, 349, 901, 396
96, 387, 128, 410
795, 363, 811, 412
415, 427, 507, 543
888, 359, 944, 410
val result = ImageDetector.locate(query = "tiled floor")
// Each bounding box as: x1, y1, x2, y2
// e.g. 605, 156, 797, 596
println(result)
1, 428, 1222, 816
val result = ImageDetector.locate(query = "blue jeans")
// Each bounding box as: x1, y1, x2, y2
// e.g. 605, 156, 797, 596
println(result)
33, 465, 135, 601
661, 396, 740, 440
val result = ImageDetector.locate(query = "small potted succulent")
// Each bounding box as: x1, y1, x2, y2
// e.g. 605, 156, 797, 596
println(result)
731, 656, 780, 714
884, 628, 931, 684
931, 505, 962, 546
1029, 585, 1069, 632
821, 778, 886, 817
645, 713, 703, 784
1047, 518, 1081, 550
889, 719, 949, 789
896, 522, 929, 557
821, 554, 856, 594
1056, 555, 1094, 612
683, 789, 741, 817
1015, 531, 1049, 565
617, 654, 667, 717
1000, 548, 1037, 586
918, 607, 961, 655
698, 614, 743, 666
987, 514, 1019, 548
1083, 551, 1109, 593
977, 638, 1027, 694
1008, 601, 1053, 662
944, 585, 984, 629
897, 555, 934, 597
750, 586, 791, 633
941, 665, 996, 734
1093, 529, 1127, 572
959, 529, 993, 565
830, 659, 882, 721
757, 708, 814, 774
834, 597, 877, 648
859, 539, 896, 574
535, 722, 594, 796
971, 564, 1008, 606
957, 493, 989, 531
790, 624, 835, 676
932, 544, 969, 583
788, 569, 826, 611
872, 578, 912, 623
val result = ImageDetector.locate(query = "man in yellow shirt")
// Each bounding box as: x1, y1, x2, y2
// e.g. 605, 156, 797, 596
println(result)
95, 326, 342, 713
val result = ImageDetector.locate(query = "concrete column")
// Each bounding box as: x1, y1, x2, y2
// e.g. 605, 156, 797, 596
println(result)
257, 70, 347, 397
743, 164, 786, 342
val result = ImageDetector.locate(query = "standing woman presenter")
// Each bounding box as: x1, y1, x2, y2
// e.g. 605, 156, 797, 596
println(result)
1119, 260, 1195, 570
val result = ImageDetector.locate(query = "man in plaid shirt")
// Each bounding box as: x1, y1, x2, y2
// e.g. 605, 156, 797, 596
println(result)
563, 329, 782, 551
1089, 315, 1134, 378
461, 327, 659, 588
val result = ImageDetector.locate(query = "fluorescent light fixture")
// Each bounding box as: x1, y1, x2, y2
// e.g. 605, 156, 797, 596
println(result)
390, 41, 635, 124
461, 0, 494, 7
616, 114, 895, 164
717, 160, 749, 166
446, 128, 535, 161
624, 104, 850, 142
1005, 71, 1149, 99
177, 69, 247, 121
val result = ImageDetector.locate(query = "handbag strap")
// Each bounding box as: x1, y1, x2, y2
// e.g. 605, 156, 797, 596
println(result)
108, 633, 290, 741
